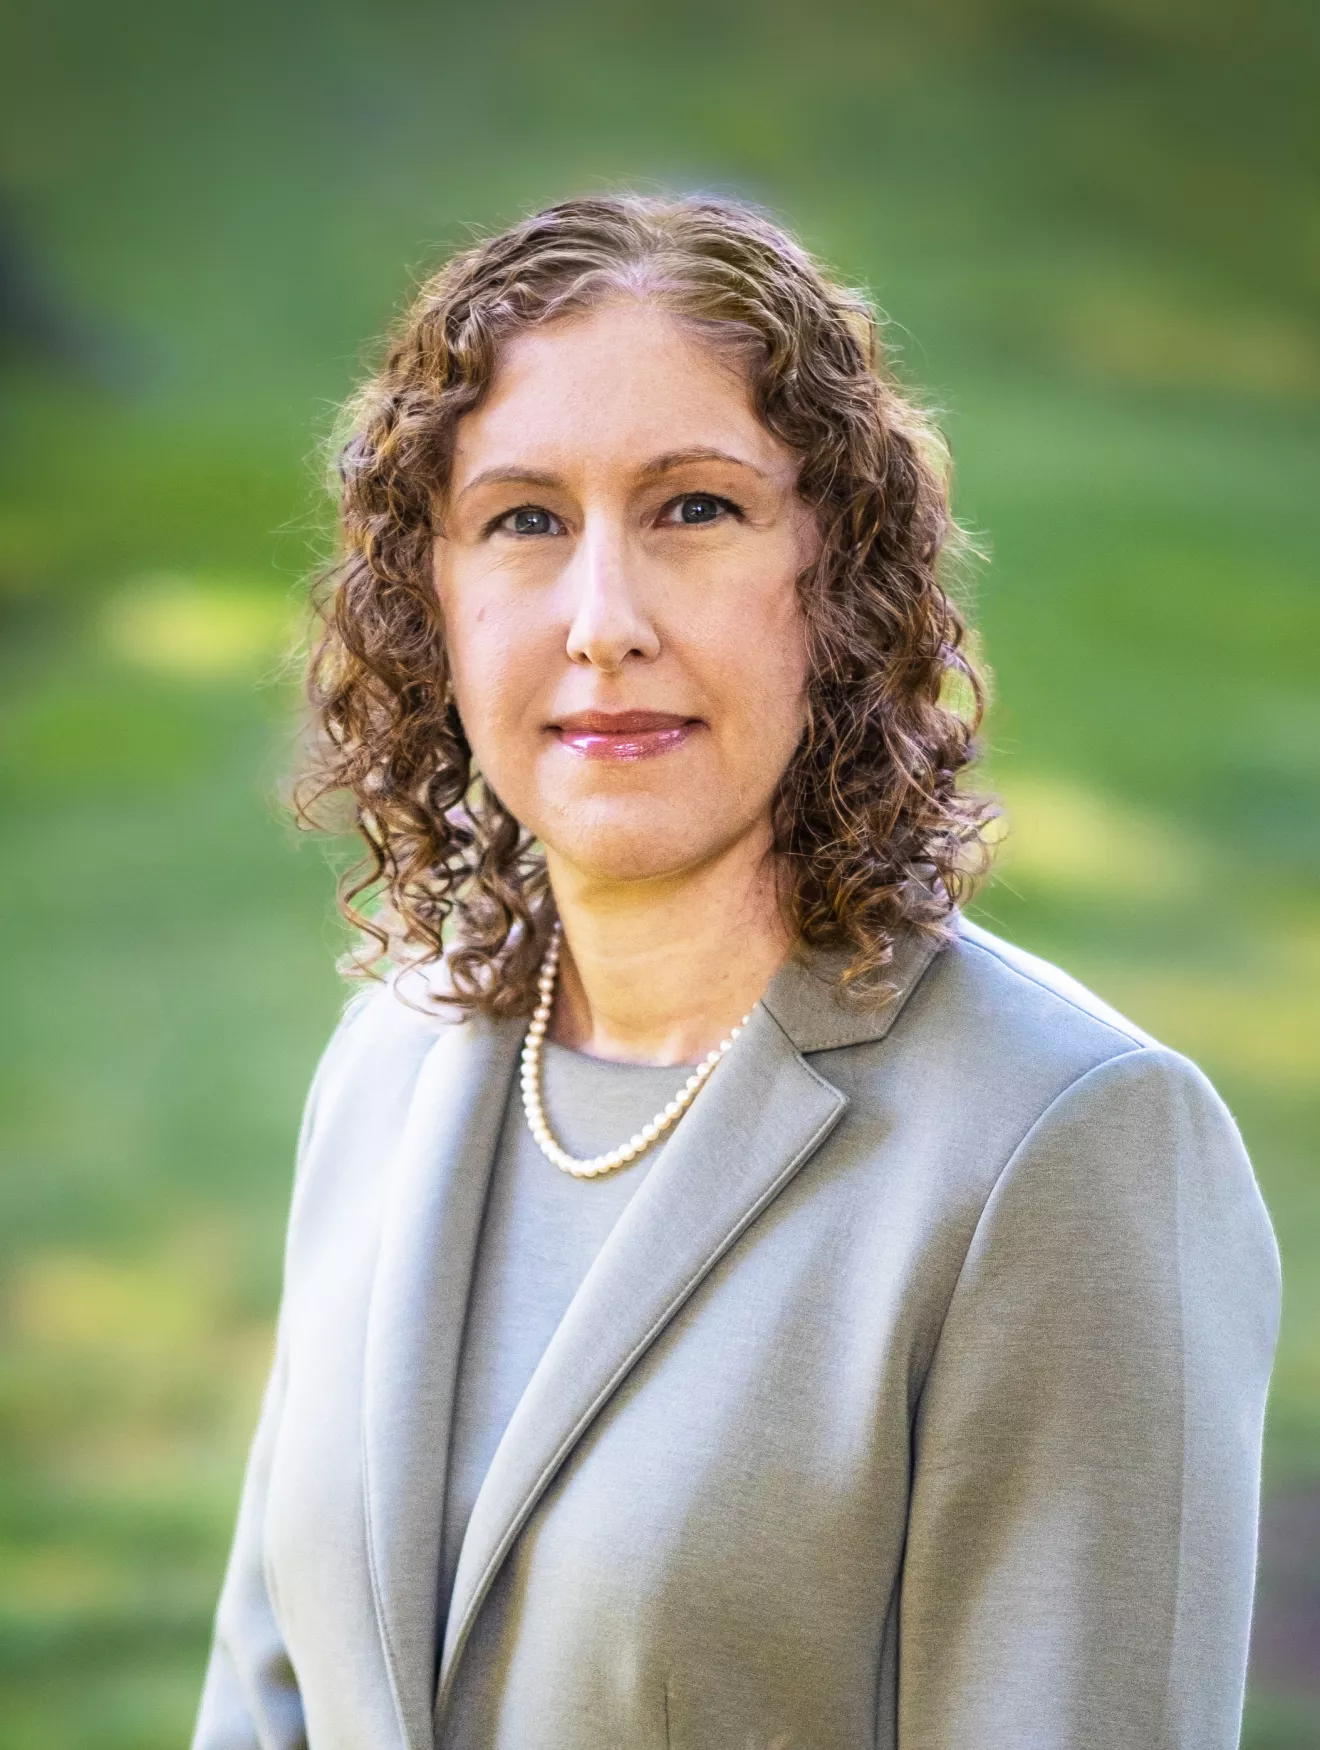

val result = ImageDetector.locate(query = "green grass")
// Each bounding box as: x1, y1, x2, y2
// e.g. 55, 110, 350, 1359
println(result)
1, 1, 1317, 1742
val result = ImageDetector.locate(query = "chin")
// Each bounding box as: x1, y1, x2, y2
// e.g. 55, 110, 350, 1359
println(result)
554, 831, 710, 886
542, 796, 730, 886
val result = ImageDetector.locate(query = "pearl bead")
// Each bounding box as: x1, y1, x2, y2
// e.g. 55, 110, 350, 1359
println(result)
520, 921, 749, 1179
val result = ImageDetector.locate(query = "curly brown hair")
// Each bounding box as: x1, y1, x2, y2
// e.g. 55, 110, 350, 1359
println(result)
298, 193, 993, 1015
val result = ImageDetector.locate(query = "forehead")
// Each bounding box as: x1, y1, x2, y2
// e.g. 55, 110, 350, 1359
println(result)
449, 298, 792, 480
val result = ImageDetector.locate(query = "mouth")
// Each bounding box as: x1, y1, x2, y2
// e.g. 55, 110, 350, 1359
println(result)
549, 710, 702, 762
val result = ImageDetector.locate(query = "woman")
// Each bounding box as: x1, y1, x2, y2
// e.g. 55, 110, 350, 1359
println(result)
193, 196, 1279, 1750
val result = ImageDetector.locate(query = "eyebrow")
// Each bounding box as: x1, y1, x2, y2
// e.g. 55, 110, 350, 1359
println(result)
455, 447, 771, 501
638, 447, 771, 480
456, 466, 564, 500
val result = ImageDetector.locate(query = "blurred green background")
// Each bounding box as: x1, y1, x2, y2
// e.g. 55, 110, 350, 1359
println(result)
1, 1, 1316, 1744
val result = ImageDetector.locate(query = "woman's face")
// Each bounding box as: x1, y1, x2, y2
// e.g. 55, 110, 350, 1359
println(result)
433, 298, 817, 888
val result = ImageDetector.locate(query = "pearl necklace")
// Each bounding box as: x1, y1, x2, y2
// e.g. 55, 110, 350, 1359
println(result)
520, 923, 751, 1179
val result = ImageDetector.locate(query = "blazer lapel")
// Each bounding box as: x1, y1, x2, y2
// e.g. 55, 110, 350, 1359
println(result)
435, 998, 851, 1719
361, 1008, 523, 1750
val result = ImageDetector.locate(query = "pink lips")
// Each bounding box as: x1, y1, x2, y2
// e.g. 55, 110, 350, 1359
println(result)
552, 710, 699, 761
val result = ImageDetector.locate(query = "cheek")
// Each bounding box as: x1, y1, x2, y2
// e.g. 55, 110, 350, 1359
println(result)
439, 585, 547, 736
706, 584, 809, 743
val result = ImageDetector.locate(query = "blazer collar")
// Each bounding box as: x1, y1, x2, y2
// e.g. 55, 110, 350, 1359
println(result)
760, 925, 943, 1053
433, 926, 944, 1723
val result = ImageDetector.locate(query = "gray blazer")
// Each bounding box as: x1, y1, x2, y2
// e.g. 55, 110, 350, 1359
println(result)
192, 917, 1280, 1750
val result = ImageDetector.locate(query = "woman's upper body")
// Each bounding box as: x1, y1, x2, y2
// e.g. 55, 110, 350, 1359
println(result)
193, 194, 1281, 1748
193, 915, 1279, 1750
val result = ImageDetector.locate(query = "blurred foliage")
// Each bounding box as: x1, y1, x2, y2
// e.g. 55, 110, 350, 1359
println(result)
0, 0, 1316, 1744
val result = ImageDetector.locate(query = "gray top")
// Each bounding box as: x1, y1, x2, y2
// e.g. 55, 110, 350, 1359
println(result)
438, 1040, 692, 1622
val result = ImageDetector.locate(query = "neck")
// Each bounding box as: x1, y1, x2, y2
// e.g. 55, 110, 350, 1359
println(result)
544, 833, 791, 1065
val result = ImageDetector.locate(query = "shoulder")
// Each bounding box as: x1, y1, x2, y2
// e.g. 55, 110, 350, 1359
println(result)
944, 1029, 1281, 1363
928, 913, 1157, 1056
921, 916, 1267, 1140
922, 918, 1256, 1150
818, 917, 1256, 1221
888, 925, 1278, 1322
293, 955, 471, 1176
824, 913, 1163, 1128
318, 955, 456, 1070
915, 924, 1274, 1260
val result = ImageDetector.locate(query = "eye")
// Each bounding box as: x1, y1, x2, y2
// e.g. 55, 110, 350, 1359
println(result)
493, 505, 562, 537
661, 493, 741, 527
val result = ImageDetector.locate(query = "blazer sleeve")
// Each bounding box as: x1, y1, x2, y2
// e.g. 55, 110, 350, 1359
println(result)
897, 1044, 1281, 1750
191, 1334, 304, 1750
191, 991, 374, 1750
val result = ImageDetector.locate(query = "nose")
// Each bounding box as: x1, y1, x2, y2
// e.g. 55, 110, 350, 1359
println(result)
563, 519, 661, 672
